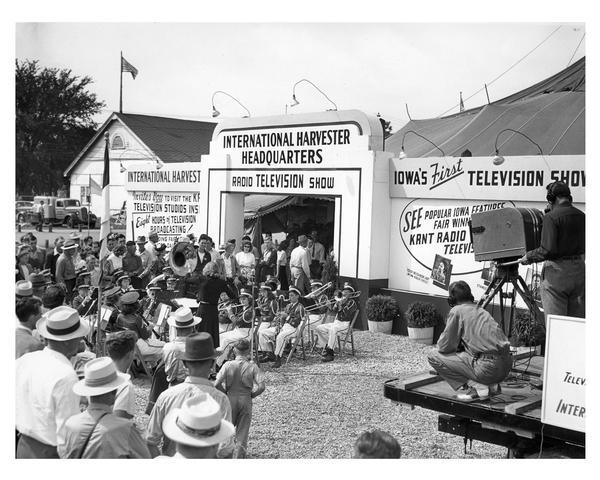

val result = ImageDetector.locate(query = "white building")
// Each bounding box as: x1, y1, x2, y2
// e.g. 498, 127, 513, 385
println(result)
63, 112, 216, 218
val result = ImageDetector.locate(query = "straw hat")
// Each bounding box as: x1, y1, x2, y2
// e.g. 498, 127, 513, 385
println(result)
73, 357, 129, 397
62, 240, 78, 251
16, 280, 33, 297
162, 394, 235, 447
36, 306, 90, 341
167, 306, 201, 328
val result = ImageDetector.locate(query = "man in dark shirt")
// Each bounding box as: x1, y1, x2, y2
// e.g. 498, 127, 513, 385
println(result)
122, 241, 143, 278
519, 181, 585, 319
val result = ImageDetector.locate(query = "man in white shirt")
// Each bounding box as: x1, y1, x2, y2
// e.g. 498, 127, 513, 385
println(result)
147, 232, 159, 261
289, 234, 311, 294
136, 236, 154, 288
309, 229, 326, 277
16, 306, 90, 458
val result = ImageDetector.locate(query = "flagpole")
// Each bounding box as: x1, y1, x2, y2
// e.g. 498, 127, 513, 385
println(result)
119, 51, 123, 113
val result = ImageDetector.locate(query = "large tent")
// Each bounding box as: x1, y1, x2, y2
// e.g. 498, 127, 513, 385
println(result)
385, 57, 585, 157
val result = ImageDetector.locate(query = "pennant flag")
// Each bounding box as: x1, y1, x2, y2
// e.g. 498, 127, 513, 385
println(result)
121, 56, 139, 79
98, 135, 111, 261
89, 176, 102, 196
459, 91, 465, 112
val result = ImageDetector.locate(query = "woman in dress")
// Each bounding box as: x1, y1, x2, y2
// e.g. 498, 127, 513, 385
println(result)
235, 241, 256, 285
197, 261, 237, 348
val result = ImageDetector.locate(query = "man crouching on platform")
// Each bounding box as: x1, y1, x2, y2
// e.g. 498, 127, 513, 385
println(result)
427, 281, 512, 402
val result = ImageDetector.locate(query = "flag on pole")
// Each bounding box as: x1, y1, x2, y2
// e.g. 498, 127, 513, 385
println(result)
121, 56, 139, 79
459, 92, 465, 112
89, 176, 102, 196
99, 134, 111, 260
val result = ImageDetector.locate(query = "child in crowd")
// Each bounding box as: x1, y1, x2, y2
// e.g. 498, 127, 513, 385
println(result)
214, 339, 265, 458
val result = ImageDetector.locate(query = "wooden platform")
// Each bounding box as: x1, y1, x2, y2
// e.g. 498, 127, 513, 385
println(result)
384, 356, 584, 447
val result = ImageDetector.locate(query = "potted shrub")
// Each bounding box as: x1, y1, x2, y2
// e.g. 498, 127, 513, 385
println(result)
511, 310, 546, 351
365, 295, 401, 334
405, 302, 440, 345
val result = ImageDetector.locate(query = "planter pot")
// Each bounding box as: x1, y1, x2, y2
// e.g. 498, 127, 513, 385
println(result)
368, 320, 393, 334
407, 326, 434, 345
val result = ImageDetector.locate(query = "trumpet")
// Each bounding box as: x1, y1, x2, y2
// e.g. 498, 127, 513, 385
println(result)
218, 302, 244, 312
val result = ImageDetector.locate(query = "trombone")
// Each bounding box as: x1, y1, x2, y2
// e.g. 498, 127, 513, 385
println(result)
304, 290, 361, 313
218, 302, 244, 312
305, 281, 333, 299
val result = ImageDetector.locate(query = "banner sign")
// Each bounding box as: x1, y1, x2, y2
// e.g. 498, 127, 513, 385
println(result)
388, 198, 557, 303
130, 191, 201, 247
212, 124, 366, 167
125, 167, 202, 192
389, 155, 585, 203
541, 315, 585, 433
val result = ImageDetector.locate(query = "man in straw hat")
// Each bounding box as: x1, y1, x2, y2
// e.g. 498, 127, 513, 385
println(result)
314, 282, 358, 363
146, 332, 233, 458
15, 279, 33, 300
164, 307, 201, 387
16, 306, 90, 458
158, 393, 235, 459
58, 357, 150, 458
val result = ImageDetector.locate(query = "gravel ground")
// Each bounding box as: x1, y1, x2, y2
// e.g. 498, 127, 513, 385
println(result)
132, 331, 507, 459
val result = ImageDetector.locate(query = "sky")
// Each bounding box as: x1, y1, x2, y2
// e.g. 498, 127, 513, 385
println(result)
15, 22, 585, 131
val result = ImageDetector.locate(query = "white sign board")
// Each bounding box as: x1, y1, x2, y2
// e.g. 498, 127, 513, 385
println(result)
541, 315, 585, 432
125, 165, 203, 247
389, 155, 585, 203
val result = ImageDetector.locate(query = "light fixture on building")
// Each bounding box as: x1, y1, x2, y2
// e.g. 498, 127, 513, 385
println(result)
290, 79, 338, 111
493, 128, 543, 166
156, 158, 164, 170
211, 91, 251, 118
398, 130, 445, 159
119, 161, 127, 173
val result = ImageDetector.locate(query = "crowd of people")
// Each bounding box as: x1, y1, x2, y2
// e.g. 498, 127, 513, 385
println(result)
14, 226, 382, 459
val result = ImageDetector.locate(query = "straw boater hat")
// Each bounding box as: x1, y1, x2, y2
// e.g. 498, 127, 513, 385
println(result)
162, 393, 235, 448
342, 282, 355, 293
136, 236, 147, 244
73, 357, 129, 397
167, 306, 201, 328
181, 332, 219, 362
289, 286, 302, 296
16, 280, 33, 297
62, 240, 78, 251
36, 306, 90, 341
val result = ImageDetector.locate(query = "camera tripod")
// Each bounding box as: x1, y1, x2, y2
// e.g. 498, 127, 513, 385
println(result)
478, 259, 543, 339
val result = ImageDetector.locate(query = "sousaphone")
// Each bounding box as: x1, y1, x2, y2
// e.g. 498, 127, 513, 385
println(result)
168, 241, 198, 276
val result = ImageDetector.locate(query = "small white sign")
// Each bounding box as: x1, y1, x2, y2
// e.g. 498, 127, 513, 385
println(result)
541, 315, 585, 432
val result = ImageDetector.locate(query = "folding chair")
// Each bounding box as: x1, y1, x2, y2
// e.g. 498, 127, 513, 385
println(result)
285, 315, 309, 364
336, 310, 359, 356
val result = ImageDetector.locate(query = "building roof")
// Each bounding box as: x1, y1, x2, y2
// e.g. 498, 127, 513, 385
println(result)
385, 57, 585, 157
64, 112, 217, 177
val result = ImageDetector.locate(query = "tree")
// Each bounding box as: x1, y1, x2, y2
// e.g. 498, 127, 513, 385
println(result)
16, 59, 105, 196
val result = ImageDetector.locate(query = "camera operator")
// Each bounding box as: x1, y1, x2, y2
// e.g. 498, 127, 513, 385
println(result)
519, 181, 585, 318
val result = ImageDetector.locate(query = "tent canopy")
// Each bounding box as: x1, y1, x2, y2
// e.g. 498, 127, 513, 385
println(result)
386, 57, 585, 157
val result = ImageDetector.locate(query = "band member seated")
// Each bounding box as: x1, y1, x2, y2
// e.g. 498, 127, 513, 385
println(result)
255, 281, 279, 362
116, 291, 164, 365
427, 281, 512, 402
72, 283, 91, 311
314, 282, 358, 363
163, 307, 201, 387
140, 286, 162, 323
101, 286, 122, 334
218, 292, 236, 334
306, 280, 329, 328
258, 286, 305, 368
217, 289, 254, 366
116, 274, 134, 294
